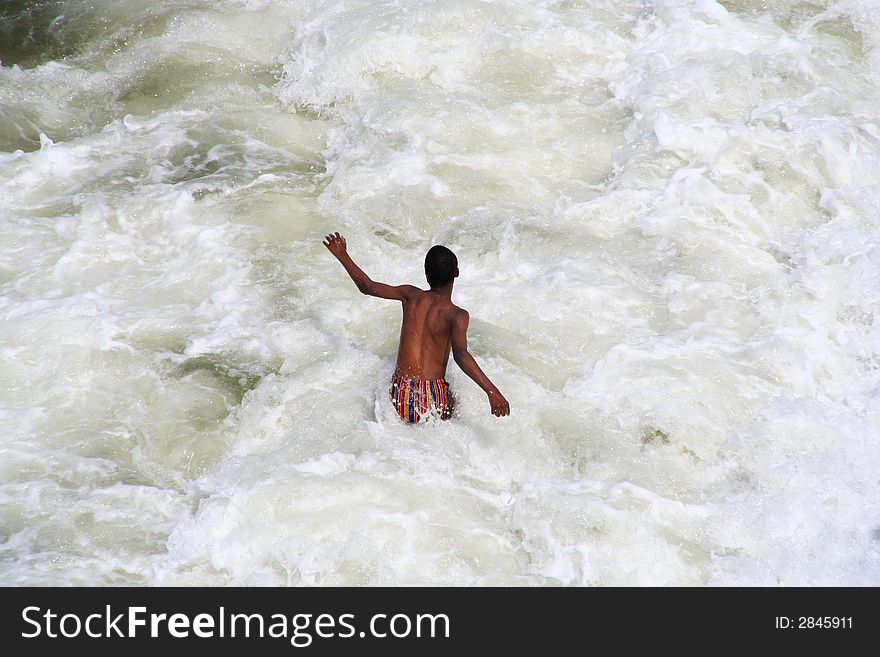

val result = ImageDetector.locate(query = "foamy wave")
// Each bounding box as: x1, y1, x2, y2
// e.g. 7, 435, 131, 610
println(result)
1, 0, 879, 586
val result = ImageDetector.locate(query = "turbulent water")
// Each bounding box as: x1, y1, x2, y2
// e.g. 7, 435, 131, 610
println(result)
1, 0, 879, 586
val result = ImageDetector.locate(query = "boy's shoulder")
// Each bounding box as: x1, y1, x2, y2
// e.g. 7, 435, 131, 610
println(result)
446, 302, 468, 321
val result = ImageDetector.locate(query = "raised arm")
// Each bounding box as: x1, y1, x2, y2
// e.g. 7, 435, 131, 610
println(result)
323, 232, 417, 301
450, 310, 510, 417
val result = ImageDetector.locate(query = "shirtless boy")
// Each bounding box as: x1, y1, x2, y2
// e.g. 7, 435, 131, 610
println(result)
323, 232, 510, 423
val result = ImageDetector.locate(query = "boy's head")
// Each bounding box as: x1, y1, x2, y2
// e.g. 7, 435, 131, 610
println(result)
425, 245, 458, 287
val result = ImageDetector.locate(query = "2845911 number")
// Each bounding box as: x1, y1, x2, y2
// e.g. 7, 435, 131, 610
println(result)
800, 617, 852, 629
775, 617, 852, 629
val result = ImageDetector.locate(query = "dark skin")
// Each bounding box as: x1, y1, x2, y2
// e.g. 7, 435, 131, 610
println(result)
323, 232, 510, 418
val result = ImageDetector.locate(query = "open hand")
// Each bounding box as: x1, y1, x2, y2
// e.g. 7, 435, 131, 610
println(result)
323, 232, 347, 259
488, 390, 510, 417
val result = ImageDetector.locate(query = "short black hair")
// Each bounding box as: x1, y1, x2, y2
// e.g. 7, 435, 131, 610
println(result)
425, 245, 458, 286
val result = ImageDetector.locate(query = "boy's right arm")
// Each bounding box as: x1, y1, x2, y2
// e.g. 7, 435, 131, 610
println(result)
450, 310, 510, 417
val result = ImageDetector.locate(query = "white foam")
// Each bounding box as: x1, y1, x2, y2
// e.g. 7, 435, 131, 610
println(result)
2, 0, 879, 586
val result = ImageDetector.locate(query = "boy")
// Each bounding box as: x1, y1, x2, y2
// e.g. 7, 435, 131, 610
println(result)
323, 232, 510, 423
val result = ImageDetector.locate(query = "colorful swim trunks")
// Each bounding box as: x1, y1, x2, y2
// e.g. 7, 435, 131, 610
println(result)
390, 370, 453, 423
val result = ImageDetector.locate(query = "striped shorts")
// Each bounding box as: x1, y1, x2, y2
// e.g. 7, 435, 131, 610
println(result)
390, 370, 453, 423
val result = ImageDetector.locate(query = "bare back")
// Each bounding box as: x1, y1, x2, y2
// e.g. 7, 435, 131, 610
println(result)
395, 288, 461, 379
